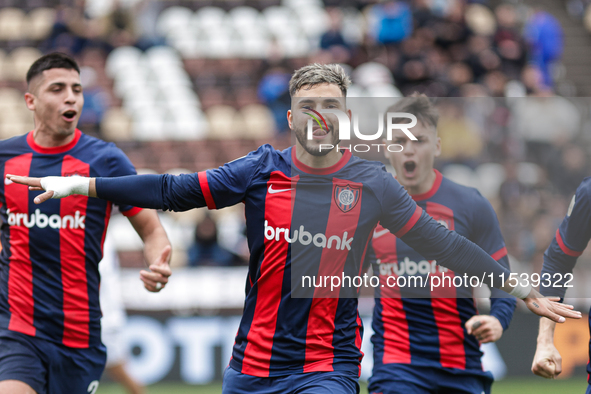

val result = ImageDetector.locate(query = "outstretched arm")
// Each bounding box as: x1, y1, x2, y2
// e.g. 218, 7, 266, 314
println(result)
7, 145, 267, 211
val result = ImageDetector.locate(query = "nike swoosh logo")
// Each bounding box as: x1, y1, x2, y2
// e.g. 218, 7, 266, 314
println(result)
4, 178, 12, 185
268, 185, 295, 194
373, 228, 390, 239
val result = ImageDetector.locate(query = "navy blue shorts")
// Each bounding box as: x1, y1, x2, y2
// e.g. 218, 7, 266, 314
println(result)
0, 329, 106, 394
222, 366, 360, 394
369, 364, 493, 394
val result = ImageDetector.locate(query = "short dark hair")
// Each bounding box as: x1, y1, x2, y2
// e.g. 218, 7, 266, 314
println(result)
387, 92, 439, 128
26, 52, 80, 85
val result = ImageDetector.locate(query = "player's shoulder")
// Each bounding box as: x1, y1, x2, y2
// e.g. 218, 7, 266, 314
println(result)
575, 177, 591, 199
0, 133, 29, 151
77, 132, 119, 152
439, 174, 489, 208
347, 155, 388, 175
240, 143, 289, 165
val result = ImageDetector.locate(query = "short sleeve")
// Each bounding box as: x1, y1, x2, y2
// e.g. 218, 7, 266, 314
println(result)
469, 192, 507, 262
108, 145, 141, 216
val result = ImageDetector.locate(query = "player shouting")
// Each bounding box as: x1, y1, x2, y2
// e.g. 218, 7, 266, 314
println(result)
531, 177, 591, 391
8, 64, 580, 394
0, 53, 171, 394
368, 94, 516, 394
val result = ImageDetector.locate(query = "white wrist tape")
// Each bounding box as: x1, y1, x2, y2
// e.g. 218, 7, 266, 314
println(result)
40, 176, 90, 198
509, 283, 532, 299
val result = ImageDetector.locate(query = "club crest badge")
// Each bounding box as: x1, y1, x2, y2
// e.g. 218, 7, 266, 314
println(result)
335, 185, 361, 213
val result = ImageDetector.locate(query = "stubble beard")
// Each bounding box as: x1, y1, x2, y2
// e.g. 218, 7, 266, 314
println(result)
293, 123, 339, 157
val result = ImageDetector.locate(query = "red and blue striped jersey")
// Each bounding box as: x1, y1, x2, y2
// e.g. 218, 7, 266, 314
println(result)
125, 145, 511, 377
370, 170, 516, 373
540, 177, 591, 382
0, 129, 141, 348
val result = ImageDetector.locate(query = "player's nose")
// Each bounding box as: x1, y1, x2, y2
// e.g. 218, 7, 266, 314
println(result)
64, 87, 77, 104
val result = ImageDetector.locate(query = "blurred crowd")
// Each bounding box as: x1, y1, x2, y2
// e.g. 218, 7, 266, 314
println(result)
0, 0, 590, 281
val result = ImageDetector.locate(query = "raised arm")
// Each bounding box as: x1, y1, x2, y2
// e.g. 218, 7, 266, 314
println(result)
378, 173, 580, 323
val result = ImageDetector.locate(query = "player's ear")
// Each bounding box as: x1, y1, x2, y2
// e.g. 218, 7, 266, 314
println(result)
347, 108, 352, 120
287, 109, 293, 129
24, 92, 35, 111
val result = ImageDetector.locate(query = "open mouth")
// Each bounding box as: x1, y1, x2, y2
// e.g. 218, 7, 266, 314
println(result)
62, 110, 77, 121
403, 161, 417, 176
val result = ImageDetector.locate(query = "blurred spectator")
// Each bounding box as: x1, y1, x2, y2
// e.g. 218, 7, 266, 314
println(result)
524, 7, 564, 88
499, 160, 528, 213
78, 65, 110, 134
437, 101, 483, 167
494, 4, 527, 80
371, 1, 413, 45
188, 214, 236, 267
550, 144, 590, 197
258, 67, 291, 133
320, 8, 350, 51
511, 95, 580, 169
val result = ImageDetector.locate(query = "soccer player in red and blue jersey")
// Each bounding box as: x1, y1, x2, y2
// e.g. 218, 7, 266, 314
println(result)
532, 178, 591, 391
0, 53, 172, 394
367, 95, 516, 394
8, 64, 580, 394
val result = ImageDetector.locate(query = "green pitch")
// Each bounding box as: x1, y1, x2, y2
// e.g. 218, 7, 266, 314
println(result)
97, 377, 588, 394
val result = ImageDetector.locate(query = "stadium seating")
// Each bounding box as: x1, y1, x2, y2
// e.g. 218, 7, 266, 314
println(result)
0, 7, 26, 41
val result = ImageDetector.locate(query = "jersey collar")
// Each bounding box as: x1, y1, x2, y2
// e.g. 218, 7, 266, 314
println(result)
411, 169, 443, 201
291, 147, 351, 175
27, 129, 82, 154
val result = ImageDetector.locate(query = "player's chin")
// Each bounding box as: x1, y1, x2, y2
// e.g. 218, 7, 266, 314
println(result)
304, 142, 333, 157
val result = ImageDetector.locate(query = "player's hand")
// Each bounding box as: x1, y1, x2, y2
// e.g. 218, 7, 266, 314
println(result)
6, 175, 90, 203
5, 175, 55, 203
140, 245, 172, 292
523, 290, 581, 323
465, 315, 503, 343
532, 342, 562, 379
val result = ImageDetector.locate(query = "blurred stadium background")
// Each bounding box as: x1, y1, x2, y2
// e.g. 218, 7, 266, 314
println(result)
1, 0, 591, 392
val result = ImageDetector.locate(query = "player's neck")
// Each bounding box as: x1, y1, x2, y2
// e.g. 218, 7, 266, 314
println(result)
295, 144, 343, 169
33, 127, 76, 148
406, 169, 436, 196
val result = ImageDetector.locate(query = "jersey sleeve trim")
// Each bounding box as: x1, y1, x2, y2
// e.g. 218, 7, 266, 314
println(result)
490, 246, 508, 261
121, 207, 143, 217
198, 171, 216, 209
394, 205, 423, 237
556, 229, 583, 257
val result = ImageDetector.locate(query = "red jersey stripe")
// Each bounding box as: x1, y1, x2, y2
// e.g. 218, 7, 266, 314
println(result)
556, 229, 583, 257
121, 207, 142, 217
303, 179, 363, 373
394, 205, 423, 238
377, 234, 412, 364
198, 171, 216, 209
490, 246, 508, 261
426, 202, 465, 369
430, 277, 465, 369
241, 171, 296, 376
5, 154, 35, 336
60, 155, 90, 348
